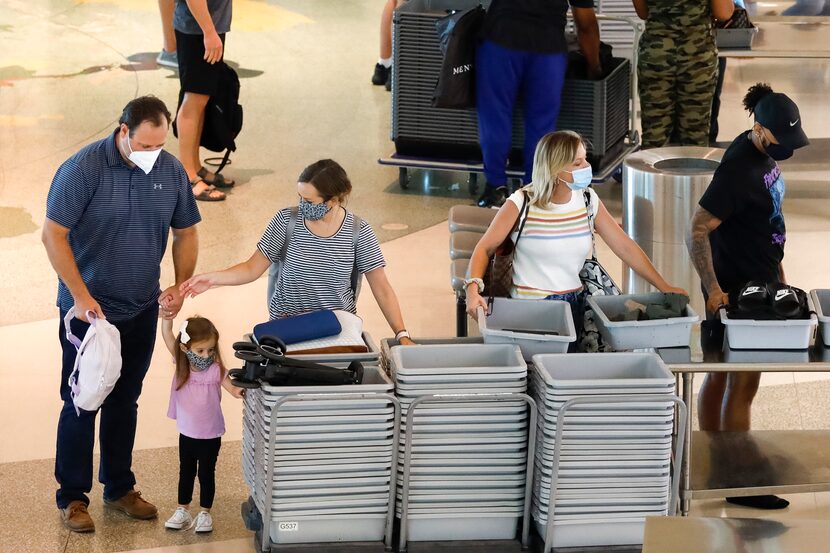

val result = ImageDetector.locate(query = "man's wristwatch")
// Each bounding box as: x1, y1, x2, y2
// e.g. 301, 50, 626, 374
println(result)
464, 278, 485, 294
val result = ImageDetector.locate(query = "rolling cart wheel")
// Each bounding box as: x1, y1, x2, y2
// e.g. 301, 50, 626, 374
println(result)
399, 167, 409, 189
467, 172, 478, 195
612, 167, 623, 183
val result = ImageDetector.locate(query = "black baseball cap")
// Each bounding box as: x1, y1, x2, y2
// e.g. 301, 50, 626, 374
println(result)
754, 92, 810, 150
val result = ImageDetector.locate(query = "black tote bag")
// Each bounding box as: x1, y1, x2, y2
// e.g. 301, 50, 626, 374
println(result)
432, 6, 486, 109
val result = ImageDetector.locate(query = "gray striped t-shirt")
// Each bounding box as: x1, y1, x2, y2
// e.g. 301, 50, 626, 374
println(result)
257, 208, 386, 320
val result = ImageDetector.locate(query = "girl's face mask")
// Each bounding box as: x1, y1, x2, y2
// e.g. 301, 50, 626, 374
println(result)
185, 350, 214, 371
299, 198, 332, 221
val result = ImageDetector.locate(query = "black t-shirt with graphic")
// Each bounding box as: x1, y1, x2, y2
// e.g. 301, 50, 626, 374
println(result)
699, 132, 786, 295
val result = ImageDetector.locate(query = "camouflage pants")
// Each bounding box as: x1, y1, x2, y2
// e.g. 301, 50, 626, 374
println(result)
638, 28, 718, 149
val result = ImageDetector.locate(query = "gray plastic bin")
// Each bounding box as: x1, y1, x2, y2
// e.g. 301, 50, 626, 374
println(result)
719, 295, 817, 350
587, 293, 699, 350
716, 26, 758, 49
532, 353, 674, 388
390, 344, 526, 374
479, 298, 576, 360
381, 337, 483, 372
810, 289, 830, 346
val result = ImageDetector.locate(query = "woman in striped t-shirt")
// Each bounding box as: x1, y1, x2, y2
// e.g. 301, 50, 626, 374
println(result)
465, 131, 686, 348
180, 159, 414, 344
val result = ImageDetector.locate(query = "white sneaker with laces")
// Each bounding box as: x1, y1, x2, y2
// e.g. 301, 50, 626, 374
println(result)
164, 507, 192, 530
194, 510, 213, 533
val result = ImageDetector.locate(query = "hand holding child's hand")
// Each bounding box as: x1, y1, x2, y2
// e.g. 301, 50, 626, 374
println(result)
159, 293, 173, 310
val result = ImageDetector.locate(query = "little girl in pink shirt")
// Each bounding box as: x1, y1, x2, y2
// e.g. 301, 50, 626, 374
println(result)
160, 315, 243, 533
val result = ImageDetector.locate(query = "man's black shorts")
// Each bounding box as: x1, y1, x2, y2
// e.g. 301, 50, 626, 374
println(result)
175, 30, 226, 96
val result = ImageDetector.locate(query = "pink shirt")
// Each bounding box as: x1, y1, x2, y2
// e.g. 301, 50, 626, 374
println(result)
167, 362, 226, 439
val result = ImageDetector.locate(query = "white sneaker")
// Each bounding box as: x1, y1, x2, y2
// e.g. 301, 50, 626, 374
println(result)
164, 507, 192, 530
193, 510, 213, 533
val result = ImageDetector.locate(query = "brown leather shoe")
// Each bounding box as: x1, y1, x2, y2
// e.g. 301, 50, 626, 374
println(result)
60, 501, 95, 533
104, 490, 158, 520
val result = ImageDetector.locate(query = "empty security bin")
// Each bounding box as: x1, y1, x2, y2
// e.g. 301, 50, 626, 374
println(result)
479, 298, 576, 359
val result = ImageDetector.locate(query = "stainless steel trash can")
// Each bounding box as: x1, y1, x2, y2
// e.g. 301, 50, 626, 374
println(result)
622, 147, 725, 316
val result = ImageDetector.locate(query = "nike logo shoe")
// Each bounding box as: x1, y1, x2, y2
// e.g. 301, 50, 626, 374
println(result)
790, 119, 799, 127
775, 289, 795, 301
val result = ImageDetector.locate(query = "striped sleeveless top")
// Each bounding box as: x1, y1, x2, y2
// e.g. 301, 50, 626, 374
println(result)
507, 188, 597, 299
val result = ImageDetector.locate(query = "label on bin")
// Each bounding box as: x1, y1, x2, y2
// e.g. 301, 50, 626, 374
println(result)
279, 522, 299, 532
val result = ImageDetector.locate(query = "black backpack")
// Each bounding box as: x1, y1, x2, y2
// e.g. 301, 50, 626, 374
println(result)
173, 62, 243, 174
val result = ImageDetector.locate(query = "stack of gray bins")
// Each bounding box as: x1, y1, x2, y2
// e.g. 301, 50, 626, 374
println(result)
392, 0, 631, 167
389, 343, 530, 542
529, 353, 676, 549
242, 342, 397, 547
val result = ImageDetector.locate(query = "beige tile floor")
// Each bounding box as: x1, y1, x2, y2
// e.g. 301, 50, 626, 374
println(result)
3, 0, 830, 551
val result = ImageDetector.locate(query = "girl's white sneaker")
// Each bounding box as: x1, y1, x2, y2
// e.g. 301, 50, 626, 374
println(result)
164, 507, 192, 530
194, 510, 213, 533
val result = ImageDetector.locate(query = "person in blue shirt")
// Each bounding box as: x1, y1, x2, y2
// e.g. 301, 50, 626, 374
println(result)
475, 0, 601, 208
42, 96, 201, 533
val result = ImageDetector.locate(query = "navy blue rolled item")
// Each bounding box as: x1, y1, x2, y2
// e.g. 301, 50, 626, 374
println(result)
253, 310, 342, 345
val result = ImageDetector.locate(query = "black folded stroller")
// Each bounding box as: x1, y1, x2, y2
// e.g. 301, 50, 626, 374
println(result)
228, 335, 364, 389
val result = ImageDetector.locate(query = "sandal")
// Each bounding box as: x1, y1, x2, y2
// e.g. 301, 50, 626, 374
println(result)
190, 176, 226, 202
197, 166, 235, 188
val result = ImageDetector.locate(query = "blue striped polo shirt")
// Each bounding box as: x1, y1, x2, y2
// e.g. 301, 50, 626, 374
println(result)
46, 131, 201, 322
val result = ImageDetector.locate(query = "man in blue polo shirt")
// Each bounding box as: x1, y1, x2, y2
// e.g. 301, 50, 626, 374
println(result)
42, 96, 201, 533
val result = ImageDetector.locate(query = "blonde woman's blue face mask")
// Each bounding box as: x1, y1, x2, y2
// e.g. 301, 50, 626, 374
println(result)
564, 165, 593, 190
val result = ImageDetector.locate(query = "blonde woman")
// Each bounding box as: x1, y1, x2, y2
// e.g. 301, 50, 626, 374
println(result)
465, 131, 686, 349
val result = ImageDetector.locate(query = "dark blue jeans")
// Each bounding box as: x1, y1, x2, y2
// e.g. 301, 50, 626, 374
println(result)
544, 289, 587, 353
55, 304, 158, 508
476, 40, 568, 186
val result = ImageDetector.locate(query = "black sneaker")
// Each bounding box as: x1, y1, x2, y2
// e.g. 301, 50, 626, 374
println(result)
726, 495, 790, 510
372, 63, 389, 86
476, 185, 508, 209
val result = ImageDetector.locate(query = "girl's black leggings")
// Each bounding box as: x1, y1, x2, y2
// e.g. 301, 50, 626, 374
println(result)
178, 434, 221, 509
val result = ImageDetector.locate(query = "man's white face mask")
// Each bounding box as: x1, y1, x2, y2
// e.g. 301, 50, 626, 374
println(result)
124, 133, 162, 175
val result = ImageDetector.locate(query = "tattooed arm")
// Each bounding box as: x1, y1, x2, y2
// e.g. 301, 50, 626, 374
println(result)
686, 207, 729, 314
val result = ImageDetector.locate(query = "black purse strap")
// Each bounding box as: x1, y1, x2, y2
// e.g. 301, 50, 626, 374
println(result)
514, 189, 531, 248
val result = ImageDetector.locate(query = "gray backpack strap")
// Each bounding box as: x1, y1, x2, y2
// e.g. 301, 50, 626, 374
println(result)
267, 207, 299, 305
350, 214, 364, 298
279, 207, 299, 263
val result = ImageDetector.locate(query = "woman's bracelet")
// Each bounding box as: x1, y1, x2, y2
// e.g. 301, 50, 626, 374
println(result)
395, 329, 410, 341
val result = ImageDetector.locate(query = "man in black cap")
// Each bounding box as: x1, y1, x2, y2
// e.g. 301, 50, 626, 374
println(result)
686, 83, 809, 510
